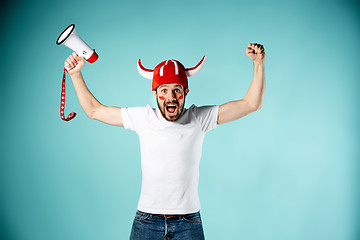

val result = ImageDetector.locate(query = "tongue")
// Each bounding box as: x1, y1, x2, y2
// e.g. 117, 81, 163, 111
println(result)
168, 107, 176, 113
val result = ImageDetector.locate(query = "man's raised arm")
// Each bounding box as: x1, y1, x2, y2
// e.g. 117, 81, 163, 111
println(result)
65, 52, 124, 127
217, 43, 265, 125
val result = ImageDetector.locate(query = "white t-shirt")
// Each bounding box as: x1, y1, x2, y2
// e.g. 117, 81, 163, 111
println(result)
121, 104, 219, 214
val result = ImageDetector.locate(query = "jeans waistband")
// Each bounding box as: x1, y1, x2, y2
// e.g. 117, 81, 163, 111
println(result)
137, 210, 199, 219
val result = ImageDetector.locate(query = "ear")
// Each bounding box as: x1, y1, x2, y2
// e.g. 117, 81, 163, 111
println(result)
185, 88, 189, 97
153, 90, 157, 98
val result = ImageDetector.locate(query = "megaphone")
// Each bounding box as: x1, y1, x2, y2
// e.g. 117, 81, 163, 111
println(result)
56, 24, 98, 70
56, 24, 99, 122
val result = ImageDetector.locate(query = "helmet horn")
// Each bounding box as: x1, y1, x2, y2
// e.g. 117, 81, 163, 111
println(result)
185, 56, 206, 77
137, 59, 154, 79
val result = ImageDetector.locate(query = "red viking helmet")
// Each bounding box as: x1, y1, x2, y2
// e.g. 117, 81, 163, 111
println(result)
137, 56, 206, 91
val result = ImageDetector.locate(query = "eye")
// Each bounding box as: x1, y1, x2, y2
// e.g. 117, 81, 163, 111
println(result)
161, 89, 167, 93
175, 89, 180, 93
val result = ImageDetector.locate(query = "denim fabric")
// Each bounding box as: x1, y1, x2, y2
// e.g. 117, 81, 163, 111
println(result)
129, 210, 205, 240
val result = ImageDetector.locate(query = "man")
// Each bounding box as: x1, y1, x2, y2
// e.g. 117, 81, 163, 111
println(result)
64, 43, 265, 240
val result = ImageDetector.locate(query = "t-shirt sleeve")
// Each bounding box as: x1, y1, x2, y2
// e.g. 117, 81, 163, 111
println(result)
121, 107, 146, 132
193, 105, 219, 133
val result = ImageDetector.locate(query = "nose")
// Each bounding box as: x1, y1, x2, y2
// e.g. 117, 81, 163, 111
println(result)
167, 90, 176, 100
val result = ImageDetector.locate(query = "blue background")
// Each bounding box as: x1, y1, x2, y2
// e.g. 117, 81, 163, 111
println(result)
1, 0, 359, 239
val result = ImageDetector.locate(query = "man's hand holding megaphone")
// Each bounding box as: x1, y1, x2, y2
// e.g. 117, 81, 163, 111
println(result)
65, 52, 85, 75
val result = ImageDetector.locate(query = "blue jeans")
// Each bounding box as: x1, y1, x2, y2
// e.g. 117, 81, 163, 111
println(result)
129, 210, 205, 240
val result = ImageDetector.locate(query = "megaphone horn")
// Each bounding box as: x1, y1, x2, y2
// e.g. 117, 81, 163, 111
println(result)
56, 24, 98, 65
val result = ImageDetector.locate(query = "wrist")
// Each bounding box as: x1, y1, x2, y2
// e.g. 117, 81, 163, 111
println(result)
253, 61, 265, 68
69, 71, 82, 78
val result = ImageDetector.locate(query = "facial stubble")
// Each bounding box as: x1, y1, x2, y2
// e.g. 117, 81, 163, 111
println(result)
156, 97, 185, 122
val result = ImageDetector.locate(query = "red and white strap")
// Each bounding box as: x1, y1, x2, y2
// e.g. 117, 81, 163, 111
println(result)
60, 68, 76, 121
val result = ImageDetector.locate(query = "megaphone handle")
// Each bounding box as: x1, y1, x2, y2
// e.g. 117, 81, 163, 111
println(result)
60, 68, 76, 121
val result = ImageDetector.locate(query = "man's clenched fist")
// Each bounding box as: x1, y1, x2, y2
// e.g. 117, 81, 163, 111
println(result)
65, 52, 85, 75
246, 43, 265, 64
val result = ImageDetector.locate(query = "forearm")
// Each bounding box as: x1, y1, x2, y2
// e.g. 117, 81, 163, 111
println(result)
69, 72, 101, 118
243, 62, 265, 110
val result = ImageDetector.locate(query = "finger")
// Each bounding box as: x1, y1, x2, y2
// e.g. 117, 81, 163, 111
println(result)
65, 63, 72, 70
259, 44, 265, 54
78, 56, 85, 62
258, 45, 263, 54
69, 55, 78, 65
254, 43, 259, 53
254, 44, 260, 54
66, 59, 74, 68
248, 43, 255, 51
64, 60, 71, 69
247, 47, 254, 54
73, 52, 83, 62
68, 55, 78, 67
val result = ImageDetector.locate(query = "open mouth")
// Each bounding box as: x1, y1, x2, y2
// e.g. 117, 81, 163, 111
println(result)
165, 104, 178, 116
